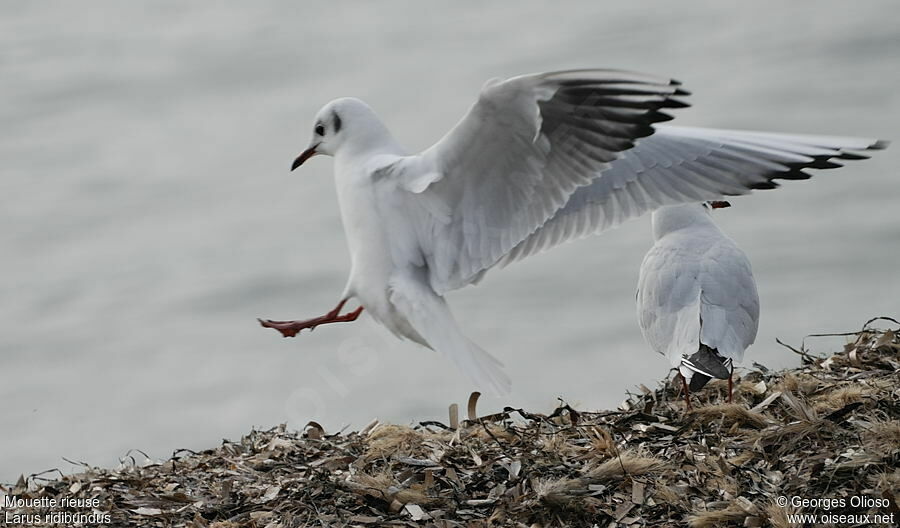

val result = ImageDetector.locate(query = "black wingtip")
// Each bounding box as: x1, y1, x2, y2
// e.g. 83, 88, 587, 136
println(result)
683, 347, 731, 381
838, 139, 888, 158
662, 98, 691, 109
653, 111, 676, 123
777, 169, 813, 181
837, 151, 871, 161
807, 159, 843, 170
689, 372, 712, 392
749, 180, 781, 190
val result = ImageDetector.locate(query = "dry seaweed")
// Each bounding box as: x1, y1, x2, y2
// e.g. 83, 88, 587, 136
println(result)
2, 318, 898, 527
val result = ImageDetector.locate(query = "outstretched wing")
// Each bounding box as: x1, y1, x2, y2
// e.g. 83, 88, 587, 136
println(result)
502, 126, 886, 264
376, 69, 689, 294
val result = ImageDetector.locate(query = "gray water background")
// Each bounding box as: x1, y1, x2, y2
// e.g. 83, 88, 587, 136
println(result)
2, 1, 899, 481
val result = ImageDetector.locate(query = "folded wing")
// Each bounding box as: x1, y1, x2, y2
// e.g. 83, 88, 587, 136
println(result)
636, 244, 703, 366
698, 240, 760, 364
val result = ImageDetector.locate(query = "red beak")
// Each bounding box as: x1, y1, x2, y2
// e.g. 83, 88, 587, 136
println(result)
291, 146, 318, 171
709, 200, 731, 209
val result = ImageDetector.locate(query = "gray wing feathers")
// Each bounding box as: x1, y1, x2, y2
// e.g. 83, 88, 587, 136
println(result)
636, 245, 703, 366
698, 241, 760, 363
381, 70, 688, 294
502, 126, 885, 266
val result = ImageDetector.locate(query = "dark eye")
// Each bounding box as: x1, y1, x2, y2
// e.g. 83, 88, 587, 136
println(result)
315, 124, 325, 136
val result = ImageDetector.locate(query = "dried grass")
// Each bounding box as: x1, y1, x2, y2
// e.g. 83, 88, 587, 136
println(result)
860, 418, 900, 457
363, 424, 424, 460
2, 319, 898, 527
775, 372, 821, 395
811, 384, 865, 412
689, 403, 769, 429
764, 499, 800, 528
687, 504, 747, 527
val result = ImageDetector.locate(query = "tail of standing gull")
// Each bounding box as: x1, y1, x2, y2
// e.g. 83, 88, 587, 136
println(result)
388, 273, 512, 396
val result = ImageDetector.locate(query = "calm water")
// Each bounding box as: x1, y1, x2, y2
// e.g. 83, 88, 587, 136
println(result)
2, 1, 898, 481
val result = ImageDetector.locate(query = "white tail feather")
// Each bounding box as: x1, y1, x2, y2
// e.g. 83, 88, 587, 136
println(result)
450, 336, 512, 397
388, 273, 512, 396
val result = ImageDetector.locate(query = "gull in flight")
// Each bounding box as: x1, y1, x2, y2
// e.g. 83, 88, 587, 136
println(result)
636, 201, 756, 409
259, 69, 885, 396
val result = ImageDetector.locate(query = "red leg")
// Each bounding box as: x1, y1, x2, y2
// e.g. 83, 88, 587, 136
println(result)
681, 374, 693, 411
727, 366, 734, 404
258, 299, 364, 338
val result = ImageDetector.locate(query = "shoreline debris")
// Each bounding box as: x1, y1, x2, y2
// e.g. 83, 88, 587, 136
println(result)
2, 319, 898, 527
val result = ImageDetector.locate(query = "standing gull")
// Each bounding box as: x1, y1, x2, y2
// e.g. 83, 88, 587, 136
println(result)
636, 201, 756, 408
259, 69, 885, 396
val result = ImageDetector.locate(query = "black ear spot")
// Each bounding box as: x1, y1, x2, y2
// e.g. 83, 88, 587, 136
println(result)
332, 111, 342, 133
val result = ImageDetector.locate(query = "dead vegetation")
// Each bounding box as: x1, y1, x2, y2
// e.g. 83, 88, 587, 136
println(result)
2, 318, 898, 527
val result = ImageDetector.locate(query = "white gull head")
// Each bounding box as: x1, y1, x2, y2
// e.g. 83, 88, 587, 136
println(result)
291, 97, 397, 169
